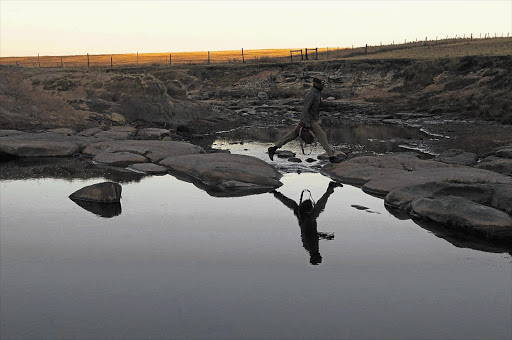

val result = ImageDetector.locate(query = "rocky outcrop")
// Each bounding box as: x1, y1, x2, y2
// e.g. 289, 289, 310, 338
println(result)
69, 182, 122, 203
410, 196, 512, 239
434, 149, 478, 166
160, 153, 282, 196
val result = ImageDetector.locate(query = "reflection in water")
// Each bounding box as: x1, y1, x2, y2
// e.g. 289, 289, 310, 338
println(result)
272, 181, 341, 265
70, 199, 122, 218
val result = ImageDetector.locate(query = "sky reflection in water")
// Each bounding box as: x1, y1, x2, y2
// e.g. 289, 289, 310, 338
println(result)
1, 173, 511, 339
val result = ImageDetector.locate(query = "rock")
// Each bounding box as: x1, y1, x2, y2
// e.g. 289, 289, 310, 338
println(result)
0, 139, 79, 157
93, 152, 148, 166
77, 127, 105, 137
128, 163, 168, 175
475, 158, 512, 176
69, 182, 122, 203
306, 158, 316, 163
136, 128, 171, 140
288, 157, 302, 163
257, 92, 269, 100
108, 113, 127, 124
276, 150, 296, 158
410, 196, 512, 240
490, 184, 512, 214
385, 182, 495, 211
83, 140, 204, 162
0, 130, 26, 137
322, 154, 512, 196
160, 153, 282, 196
47, 128, 76, 135
318, 151, 347, 161
495, 147, 512, 159
434, 149, 478, 166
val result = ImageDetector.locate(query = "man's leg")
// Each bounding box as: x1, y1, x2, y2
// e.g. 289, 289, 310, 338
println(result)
268, 129, 297, 160
310, 122, 334, 157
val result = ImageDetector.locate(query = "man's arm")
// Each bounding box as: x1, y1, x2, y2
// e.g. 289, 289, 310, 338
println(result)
301, 91, 315, 128
272, 191, 299, 212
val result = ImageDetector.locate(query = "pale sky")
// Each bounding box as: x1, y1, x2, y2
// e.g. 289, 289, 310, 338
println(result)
1, 0, 511, 57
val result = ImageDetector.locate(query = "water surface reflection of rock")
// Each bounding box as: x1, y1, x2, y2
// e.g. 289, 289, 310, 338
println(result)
70, 199, 122, 218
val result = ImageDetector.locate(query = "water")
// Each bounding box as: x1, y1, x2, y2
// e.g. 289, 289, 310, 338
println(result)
1, 172, 511, 339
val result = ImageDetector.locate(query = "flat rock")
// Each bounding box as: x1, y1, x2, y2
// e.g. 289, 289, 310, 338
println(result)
410, 196, 512, 240
77, 127, 105, 137
128, 163, 168, 175
475, 158, 512, 176
83, 140, 204, 162
318, 151, 348, 161
69, 182, 122, 203
434, 149, 478, 166
276, 150, 296, 158
0, 130, 27, 137
93, 152, 148, 166
322, 154, 512, 196
385, 182, 498, 211
136, 128, 171, 140
0, 138, 79, 157
47, 128, 76, 135
93, 130, 134, 140
160, 153, 282, 195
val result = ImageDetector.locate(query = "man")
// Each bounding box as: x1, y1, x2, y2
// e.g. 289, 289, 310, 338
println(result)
268, 78, 341, 163
268, 77, 342, 163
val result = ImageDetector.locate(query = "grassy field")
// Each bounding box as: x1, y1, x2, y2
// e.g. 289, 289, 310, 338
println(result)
1, 37, 511, 68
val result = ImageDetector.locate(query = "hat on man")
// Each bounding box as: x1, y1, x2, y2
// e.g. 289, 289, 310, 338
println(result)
312, 77, 324, 84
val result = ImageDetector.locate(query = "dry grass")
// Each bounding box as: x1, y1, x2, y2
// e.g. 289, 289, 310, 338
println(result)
1, 37, 510, 68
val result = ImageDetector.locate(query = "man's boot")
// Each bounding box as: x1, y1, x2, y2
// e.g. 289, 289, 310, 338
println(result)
329, 156, 342, 163
268, 146, 277, 161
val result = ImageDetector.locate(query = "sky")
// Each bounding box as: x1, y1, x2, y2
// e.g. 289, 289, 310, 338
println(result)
1, 0, 511, 57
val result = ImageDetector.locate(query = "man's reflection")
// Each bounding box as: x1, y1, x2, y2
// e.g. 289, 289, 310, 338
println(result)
272, 181, 342, 265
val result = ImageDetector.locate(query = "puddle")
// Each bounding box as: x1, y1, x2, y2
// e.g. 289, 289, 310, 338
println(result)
1, 173, 510, 339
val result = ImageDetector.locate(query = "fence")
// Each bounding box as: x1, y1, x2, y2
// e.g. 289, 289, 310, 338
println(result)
1, 33, 510, 69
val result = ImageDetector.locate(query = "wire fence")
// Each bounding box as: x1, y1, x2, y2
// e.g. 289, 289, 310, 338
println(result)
1, 33, 510, 69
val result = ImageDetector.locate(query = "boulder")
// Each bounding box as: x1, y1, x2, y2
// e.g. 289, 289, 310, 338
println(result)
475, 158, 512, 176
385, 182, 496, 211
136, 128, 171, 140
47, 128, 76, 135
257, 92, 269, 100
77, 127, 105, 137
490, 184, 512, 214
318, 151, 348, 161
160, 153, 282, 195
93, 152, 148, 166
434, 149, 478, 166
410, 196, 512, 240
71, 200, 122, 218
69, 182, 122, 203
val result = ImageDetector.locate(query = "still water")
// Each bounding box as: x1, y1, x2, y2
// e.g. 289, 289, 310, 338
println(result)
1, 171, 511, 339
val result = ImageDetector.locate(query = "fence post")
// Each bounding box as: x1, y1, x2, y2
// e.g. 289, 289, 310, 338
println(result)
87, 53, 90, 69
111, 56, 113, 69
315, 48, 318, 60
208, 51, 210, 65
290, 51, 292, 63
301, 49, 303, 60
305, 49, 308, 60
470, 33, 473, 41
169, 54, 172, 66
365, 44, 368, 55
242, 48, 245, 63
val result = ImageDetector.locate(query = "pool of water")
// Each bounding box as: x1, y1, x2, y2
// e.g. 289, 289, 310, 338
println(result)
1, 172, 511, 339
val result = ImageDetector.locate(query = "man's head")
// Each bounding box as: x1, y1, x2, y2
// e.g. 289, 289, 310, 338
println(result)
312, 77, 325, 91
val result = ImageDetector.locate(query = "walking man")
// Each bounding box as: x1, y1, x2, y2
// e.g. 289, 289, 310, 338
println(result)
268, 77, 342, 163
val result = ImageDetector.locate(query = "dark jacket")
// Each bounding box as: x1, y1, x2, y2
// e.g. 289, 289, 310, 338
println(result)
300, 86, 322, 128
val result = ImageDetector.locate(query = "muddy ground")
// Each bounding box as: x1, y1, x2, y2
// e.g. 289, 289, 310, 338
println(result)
1, 54, 512, 156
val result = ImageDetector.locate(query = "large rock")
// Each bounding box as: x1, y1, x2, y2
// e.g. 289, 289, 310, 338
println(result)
322, 154, 512, 196
69, 182, 122, 203
434, 149, 478, 166
0, 138, 80, 157
128, 163, 168, 175
410, 196, 512, 240
83, 140, 204, 162
136, 128, 171, 140
160, 153, 282, 196
385, 182, 498, 211
475, 158, 512, 176
93, 152, 148, 166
